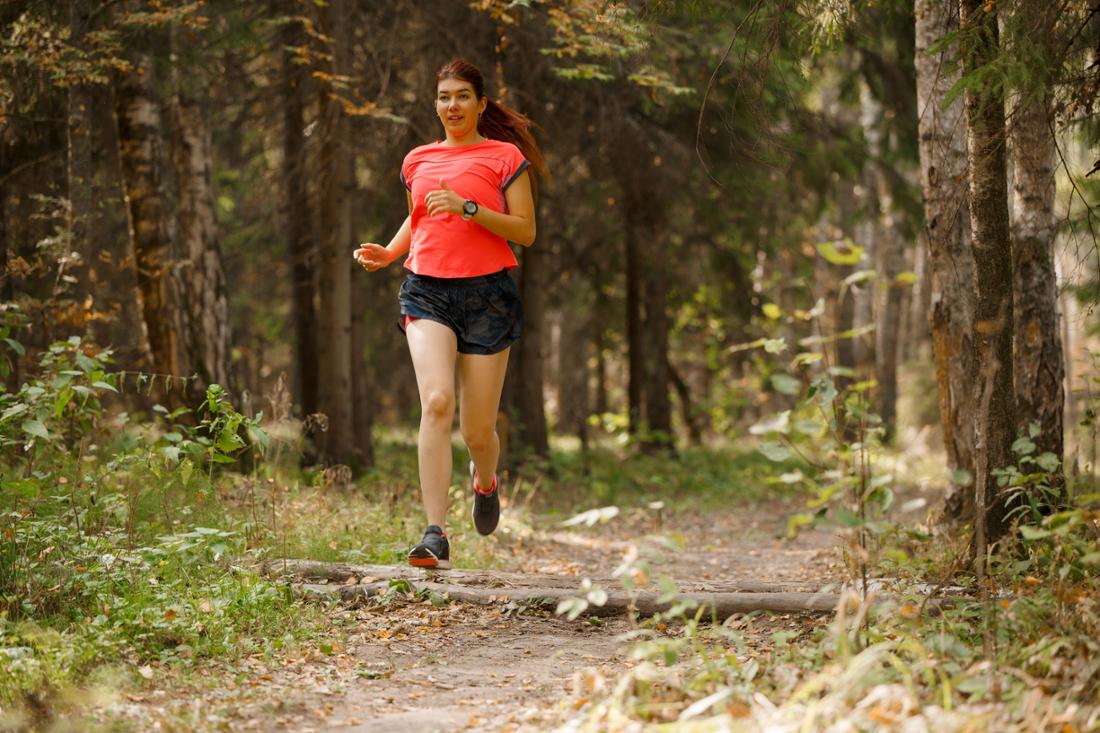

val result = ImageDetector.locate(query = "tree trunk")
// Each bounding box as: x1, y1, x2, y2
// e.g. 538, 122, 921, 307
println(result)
170, 31, 232, 396
1007, 0, 1064, 485
860, 82, 906, 443
593, 281, 610, 417
66, 0, 95, 322
315, 0, 356, 465
281, 3, 319, 417
668, 359, 703, 446
556, 286, 590, 440
511, 243, 550, 460
641, 211, 673, 452
915, 0, 977, 517
961, 0, 1017, 543
624, 212, 646, 438
114, 35, 184, 395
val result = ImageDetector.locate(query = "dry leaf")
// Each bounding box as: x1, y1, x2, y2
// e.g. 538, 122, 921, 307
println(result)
137, 665, 154, 680
198, 599, 214, 613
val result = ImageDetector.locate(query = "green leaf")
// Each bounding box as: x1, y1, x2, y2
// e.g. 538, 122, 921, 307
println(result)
834, 507, 864, 527
762, 303, 781, 320
4, 338, 25, 356
792, 352, 822, 367
816, 240, 864, 266
794, 419, 822, 435
758, 441, 791, 462
842, 269, 876, 287
1080, 553, 1100, 566
1, 403, 28, 421
787, 512, 813, 538
1019, 525, 1052, 540
809, 376, 837, 406
763, 338, 786, 353
1035, 452, 1060, 472
770, 373, 801, 395
892, 271, 917, 286
92, 380, 118, 393
749, 411, 790, 436
22, 419, 49, 440
1012, 437, 1036, 456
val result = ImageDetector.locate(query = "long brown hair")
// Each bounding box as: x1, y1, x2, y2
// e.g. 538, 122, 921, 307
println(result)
436, 59, 549, 190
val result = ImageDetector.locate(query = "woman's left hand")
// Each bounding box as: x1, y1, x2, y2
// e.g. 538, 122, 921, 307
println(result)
425, 179, 464, 217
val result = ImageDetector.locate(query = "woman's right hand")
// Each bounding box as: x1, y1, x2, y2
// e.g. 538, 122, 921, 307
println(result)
353, 243, 393, 271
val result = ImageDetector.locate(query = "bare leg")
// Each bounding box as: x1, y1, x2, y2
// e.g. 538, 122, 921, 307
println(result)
458, 348, 511, 491
406, 320, 458, 528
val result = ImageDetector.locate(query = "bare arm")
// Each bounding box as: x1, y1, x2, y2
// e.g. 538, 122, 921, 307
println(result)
425, 171, 537, 246
354, 193, 413, 270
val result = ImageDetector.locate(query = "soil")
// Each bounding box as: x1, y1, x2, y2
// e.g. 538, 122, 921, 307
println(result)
98, 500, 841, 732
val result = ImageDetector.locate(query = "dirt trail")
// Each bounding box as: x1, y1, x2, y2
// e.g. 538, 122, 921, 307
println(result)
103, 502, 839, 732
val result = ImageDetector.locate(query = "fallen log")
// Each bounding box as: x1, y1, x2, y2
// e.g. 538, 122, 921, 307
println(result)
298, 579, 843, 618
262, 558, 830, 595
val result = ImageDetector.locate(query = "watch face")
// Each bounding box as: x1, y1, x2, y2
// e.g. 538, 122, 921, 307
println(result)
463, 200, 477, 217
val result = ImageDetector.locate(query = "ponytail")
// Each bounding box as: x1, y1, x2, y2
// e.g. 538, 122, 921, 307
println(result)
479, 98, 549, 194
436, 58, 549, 195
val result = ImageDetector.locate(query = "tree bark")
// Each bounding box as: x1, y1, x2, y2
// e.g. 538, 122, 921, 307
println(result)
668, 359, 703, 446
641, 211, 673, 452
315, 0, 357, 465
280, 3, 319, 417
860, 82, 907, 443
170, 30, 232, 396
961, 0, 1017, 543
915, 0, 977, 517
351, 270, 375, 468
1007, 0, 1064, 484
556, 285, 590, 440
66, 0, 95, 321
624, 210, 646, 437
114, 33, 184, 396
510, 243, 550, 460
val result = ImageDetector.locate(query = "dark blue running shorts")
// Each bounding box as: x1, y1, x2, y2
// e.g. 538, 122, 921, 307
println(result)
397, 269, 523, 355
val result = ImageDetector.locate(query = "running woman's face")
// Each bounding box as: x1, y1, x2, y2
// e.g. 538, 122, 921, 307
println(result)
436, 78, 486, 138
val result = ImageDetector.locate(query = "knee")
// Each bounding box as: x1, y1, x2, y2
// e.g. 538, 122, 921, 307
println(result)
421, 389, 455, 422
462, 423, 496, 452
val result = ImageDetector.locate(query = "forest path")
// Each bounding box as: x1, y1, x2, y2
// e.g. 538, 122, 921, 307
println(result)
109, 501, 840, 732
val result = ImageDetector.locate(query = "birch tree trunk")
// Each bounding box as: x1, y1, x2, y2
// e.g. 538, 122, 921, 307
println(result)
280, 2, 319, 417
170, 30, 231, 395
915, 0, 977, 516
1007, 0, 1064, 481
860, 82, 907, 442
315, 0, 356, 464
961, 0, 1017, 543
114, 34, 184, 395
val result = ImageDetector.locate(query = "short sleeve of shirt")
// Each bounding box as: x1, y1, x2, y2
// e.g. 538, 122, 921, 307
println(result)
501, 144, 530, 192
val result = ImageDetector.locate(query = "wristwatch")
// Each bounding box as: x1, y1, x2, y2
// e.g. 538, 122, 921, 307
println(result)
462, 199, 478, 220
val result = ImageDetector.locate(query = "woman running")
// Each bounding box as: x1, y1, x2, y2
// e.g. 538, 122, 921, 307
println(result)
353, 59, 547, 569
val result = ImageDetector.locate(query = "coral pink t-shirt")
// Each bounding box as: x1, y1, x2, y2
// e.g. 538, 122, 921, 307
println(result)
400, 139, 530, 278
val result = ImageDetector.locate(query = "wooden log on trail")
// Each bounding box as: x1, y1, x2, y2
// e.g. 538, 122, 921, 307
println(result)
299, 580, 842, 617
261, 558, 831, 595
264, 559, 853, 618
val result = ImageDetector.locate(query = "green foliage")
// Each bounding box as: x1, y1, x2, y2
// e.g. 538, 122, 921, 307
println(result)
0, 336, 116, 453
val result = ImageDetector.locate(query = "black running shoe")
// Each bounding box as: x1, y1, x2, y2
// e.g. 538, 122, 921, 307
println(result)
407, 525, 450, 569
469, 460, 500, 536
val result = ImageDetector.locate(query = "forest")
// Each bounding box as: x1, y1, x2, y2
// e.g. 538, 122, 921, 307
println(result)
2, 0, 1099, 731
